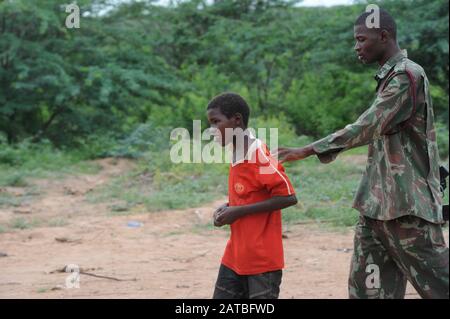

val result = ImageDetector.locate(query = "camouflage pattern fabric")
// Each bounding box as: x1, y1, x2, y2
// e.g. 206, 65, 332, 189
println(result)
349, 215, 449, 299
312, 50, 443, 223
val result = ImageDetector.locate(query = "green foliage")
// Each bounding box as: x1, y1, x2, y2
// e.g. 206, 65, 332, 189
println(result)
0, 0, 447, 147
284, 66, 375, 137
0, 192, 22, 208
281, 155, 365, 227
0, 0, 182, 146
108, 122, 172, 158
2, 172, 28, 187
47, 218, 68, 227
89, 151, 228, 212
0, 139, 100, 187
10, 217, 37, 230
436, 122, 449, 161
249, 115, 313, 147
430, 84, 449, 125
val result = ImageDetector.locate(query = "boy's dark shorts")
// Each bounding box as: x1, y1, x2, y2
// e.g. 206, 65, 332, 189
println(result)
213, 264, 282, 299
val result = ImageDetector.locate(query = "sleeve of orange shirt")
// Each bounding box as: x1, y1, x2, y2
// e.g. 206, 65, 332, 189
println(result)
254, 145, 296, 197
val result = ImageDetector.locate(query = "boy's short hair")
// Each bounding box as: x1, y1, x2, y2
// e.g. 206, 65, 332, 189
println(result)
354, 8, 397, 40
207, 92, 250, 127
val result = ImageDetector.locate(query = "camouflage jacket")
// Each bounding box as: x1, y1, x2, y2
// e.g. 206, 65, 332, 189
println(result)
311, 50, 443, 223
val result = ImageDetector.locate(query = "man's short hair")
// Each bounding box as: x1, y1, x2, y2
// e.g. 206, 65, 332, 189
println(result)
355, 8, 397, 40
207, 92, 250, 127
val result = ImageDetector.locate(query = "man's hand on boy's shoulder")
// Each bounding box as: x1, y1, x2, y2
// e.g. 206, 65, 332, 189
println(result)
213, 203, 242, 227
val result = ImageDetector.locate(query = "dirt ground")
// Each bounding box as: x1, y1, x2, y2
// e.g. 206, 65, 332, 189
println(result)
0, 158, 447, 299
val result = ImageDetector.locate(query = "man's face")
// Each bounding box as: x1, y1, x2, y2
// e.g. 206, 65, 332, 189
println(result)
207, 108, 237, 147
353, 24, 384, 65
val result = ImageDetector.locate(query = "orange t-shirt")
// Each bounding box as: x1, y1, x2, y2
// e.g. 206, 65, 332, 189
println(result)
221, 140, 296, 275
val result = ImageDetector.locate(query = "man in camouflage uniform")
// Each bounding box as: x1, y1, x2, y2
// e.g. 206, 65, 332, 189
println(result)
275, 9, 449, 299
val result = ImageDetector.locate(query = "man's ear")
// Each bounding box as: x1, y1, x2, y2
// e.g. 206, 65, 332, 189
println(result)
380, 29, 389, 43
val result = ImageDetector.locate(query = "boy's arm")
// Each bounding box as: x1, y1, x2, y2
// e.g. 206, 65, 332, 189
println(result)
214, 195, 297, 227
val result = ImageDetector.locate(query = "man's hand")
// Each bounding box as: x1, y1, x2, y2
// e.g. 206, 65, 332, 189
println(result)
213, 205, 242, 227
272, 145, 315, 163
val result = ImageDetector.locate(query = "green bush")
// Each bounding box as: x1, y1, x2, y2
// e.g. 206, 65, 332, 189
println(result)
73, 133, 119, 160
250, 115, 313, 149
108, 122, 172, 159
436, 122, 449, 161
2, 173, 28, 187
0, 139, 101, 187
283, 66, 375, 137
10, 217, 31, 230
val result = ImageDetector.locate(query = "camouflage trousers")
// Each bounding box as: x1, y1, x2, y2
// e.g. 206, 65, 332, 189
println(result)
349, 215, 449, 299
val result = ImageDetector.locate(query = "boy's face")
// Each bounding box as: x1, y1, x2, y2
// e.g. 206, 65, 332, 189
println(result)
207, 108, 239, 147
353, 24, 385, 65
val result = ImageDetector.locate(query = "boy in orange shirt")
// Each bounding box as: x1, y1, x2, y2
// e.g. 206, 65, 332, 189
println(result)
206, 92, 298, 299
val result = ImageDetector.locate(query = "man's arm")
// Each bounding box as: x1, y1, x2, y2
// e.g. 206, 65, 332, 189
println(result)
275, 73, 415, 164
214, 195, 297, 227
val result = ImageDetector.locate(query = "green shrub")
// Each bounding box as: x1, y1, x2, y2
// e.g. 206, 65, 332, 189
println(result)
108, 122, 172, 159
436, 122, 449, 161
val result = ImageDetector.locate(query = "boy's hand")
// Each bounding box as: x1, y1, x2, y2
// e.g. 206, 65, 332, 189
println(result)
272, 146, 315, 163
213, 203, 228, 227
214, 205, 241, 227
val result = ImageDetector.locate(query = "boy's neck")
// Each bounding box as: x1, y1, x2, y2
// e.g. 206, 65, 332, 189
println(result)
232, 128, 255, 164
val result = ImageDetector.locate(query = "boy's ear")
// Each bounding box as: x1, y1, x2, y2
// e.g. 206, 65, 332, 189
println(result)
234, 113, 243, 126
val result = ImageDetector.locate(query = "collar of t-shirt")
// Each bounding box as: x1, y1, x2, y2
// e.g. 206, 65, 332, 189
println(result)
231, 130, 262, 167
